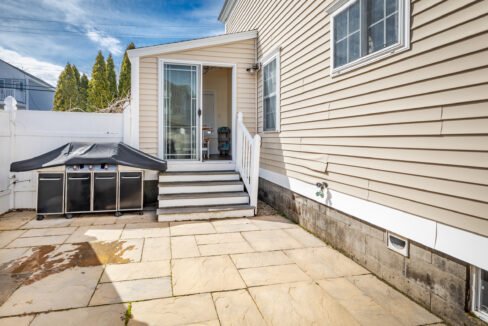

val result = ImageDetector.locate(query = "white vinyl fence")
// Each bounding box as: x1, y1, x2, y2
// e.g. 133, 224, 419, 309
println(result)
0, 109, 123, 214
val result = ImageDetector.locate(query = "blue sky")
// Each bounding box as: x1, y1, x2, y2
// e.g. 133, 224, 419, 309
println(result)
0, 0, 225, 85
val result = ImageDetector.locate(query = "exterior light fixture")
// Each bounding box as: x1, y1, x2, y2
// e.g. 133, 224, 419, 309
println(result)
246, 63, 261, 73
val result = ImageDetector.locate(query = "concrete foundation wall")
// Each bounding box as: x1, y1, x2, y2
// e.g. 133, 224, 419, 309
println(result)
258, 177, 485, 325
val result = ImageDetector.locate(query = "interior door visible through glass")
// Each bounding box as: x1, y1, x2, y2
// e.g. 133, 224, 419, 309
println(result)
163, 63, 200, 160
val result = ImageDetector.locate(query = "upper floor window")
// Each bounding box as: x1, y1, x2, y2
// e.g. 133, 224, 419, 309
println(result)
262, 49, 280, 132
328, 0, 410, 74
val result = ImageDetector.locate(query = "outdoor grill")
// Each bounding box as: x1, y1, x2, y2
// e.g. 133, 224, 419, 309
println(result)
10, 142, 166, 220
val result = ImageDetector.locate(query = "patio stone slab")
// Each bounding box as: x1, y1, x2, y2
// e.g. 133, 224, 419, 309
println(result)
250, 215, 297, 230
284, 227, 326, 248
171, 255, 245, 295
170, 220, 216, 236
0, 230, 25, 248
198, 241, 254, 256
121, 222, 170, 239
90, 277, 172, 305
213, 289, 266, 326
195, 232, 244, 244
0, 315, 34, 326
318, 277, 404, 325
284, 247, 369, 280
6, 235, 68, 248
231, 251, 292, 269
142, 237, 171, 261
115, 212, 157, 224
249, 281, 360, 326
239, 264, 311, 287
0, 211, 33, 231
31, 304, 126, 326
100, 260, 170, 282
211, 218, 259, 233
171, 236, 199, 258
20, 227, 77, 237
65, 224, 124, 243
348, 274, 442, 325
0, 266, 103, 316
129, 293, 218, 326
21, 218, 72, 229
53, 239, 143, 265
69, 216, 117, 226
0, 248, 29, 266
242, 229, 304, 251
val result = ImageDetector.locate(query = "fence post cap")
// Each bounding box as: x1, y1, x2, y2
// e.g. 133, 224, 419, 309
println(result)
4, 96, 18, 111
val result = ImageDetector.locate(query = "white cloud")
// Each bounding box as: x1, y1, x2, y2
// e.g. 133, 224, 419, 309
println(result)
41, 0, 123, 55
86, 29, 122, 55
0, 47, 63, 86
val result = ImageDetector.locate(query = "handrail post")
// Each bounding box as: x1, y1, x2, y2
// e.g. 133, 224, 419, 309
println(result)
235, 112, 243, 173
250, 134, 261, 212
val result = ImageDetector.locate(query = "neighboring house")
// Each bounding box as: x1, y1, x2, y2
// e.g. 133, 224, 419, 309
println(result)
0, 58, 55, 111
127, 0, 488, 323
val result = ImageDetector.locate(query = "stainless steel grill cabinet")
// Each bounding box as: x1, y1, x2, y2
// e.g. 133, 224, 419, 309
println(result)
10, 142, 166, 220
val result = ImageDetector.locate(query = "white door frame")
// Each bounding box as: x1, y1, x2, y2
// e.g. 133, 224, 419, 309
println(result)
158, 58, 237, 169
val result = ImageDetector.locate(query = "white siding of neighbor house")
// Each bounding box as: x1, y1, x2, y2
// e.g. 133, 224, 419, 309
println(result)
225, 0, 488, 236
138, 39, 257, 156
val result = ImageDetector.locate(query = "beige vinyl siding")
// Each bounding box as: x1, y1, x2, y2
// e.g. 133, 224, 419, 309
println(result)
138, 39, 257, 156
226, 0, 488, 236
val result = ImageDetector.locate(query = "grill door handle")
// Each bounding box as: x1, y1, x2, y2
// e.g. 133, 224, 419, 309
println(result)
39, 178, 61, 181
69, 177, 89, 180
96, 177, 115, 180
121, 176, 140, 179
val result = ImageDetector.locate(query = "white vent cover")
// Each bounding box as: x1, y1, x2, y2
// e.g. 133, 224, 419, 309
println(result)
387, 232, 409, 257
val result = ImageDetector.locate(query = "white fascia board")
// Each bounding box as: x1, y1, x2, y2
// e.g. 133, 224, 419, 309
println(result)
128, 31, 257, 59
260, 168, 488, 270
436, 224, 488, 271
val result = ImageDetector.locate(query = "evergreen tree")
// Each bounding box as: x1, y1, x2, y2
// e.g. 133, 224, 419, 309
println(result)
53, 63, 79, 111
118, 42, 135, 97
106, 53, 117, 102
79, 74, 89, 111
88, 51, 108, 111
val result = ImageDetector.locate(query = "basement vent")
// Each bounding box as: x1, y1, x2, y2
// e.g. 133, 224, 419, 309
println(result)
387, 232, 409, 257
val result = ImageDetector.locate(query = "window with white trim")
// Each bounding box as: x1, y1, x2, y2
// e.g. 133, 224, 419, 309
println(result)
262, 50, 280, 132
329, 0, 409, 73
474, 267, 488, 322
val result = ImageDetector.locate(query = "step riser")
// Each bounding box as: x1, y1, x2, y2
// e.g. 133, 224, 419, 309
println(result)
158, 209, 255, 221
159, 184, 244, 194
159, 196, 249, 208
159, 175, 239, 182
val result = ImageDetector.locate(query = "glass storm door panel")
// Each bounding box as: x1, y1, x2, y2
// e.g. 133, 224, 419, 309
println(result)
163, 63, 200, 160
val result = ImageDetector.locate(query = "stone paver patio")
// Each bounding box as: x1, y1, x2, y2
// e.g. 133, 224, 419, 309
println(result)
0, 203, 443, 325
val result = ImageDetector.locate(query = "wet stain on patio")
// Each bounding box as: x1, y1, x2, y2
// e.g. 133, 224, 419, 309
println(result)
0, 241, 135, 289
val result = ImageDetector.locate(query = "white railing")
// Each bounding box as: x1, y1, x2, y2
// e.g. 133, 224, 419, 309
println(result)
235, 112, 261, 212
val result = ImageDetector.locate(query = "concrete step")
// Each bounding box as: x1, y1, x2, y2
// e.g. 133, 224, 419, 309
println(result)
157, 204, 255, 221
159, 171, 240, 182
159, 181, 244, 194
158, 192, 249, 208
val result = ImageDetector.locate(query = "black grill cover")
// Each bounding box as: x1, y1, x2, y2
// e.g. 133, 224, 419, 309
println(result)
10, 142, 167, 172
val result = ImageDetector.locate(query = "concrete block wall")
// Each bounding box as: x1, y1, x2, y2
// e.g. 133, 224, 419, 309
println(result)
258, 178, 485, 325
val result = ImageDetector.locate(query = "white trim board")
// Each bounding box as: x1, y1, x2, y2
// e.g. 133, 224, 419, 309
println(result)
128, 31, 257, 59
130, 57, 140, 149
259, 168, 488, 271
